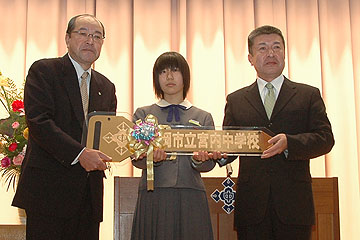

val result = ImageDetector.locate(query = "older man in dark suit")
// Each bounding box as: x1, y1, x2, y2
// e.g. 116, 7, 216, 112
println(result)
219, 25, 334, 239
12, 14, 117, 240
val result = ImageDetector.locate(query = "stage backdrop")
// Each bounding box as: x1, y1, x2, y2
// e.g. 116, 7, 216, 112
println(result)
0, 0, 359, 239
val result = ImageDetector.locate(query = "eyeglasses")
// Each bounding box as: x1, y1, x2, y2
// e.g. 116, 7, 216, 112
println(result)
71, 30, 105, 43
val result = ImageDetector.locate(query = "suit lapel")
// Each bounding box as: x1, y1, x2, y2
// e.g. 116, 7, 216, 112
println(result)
61, 54, 84, 128
271, 78, 297, 119
244, 81, 268, 121
88, 70, 103, 114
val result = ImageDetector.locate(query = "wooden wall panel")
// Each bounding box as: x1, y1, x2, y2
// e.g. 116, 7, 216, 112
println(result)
0, 225, 25, 240
114, 177, 340, 240
318, 214, 335, 240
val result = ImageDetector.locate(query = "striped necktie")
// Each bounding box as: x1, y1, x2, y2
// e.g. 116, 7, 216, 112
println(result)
80, 71, 89, 119
264, 82, 276, 119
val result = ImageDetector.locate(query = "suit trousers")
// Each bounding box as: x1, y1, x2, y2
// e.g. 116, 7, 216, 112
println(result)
25, 180, 100, 240
237, 191, 312, 240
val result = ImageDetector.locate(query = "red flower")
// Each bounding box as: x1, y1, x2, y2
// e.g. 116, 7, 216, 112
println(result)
12, 100, 24, 112
8, 142, 18, 152
1, 157, 11, 168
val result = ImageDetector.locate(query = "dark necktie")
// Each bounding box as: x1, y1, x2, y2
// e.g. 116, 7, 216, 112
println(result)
160, 104, 187, 122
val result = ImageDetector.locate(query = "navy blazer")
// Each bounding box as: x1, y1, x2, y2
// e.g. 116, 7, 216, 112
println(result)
12, 54, 117, 222
222, 77, 334, 227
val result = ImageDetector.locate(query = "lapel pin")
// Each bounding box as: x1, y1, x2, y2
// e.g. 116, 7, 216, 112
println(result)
189, 119, 201, 126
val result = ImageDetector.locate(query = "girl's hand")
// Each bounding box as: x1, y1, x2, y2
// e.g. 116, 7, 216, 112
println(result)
193, 151, 227, 162
132, 150, 167, 162
193, 151, 210, 162
153, 149, 167, 162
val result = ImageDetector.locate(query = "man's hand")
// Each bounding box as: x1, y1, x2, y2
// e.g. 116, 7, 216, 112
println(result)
261, 133, 288, 158
79, 148, 111, 171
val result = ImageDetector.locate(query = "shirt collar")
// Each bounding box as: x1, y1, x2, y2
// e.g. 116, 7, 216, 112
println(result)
257, 74, 284, 96
68, 54, 91, 82
156, 99, 192, 109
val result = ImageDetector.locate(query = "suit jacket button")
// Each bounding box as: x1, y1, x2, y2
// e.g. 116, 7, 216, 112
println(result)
268, 123, 272, 128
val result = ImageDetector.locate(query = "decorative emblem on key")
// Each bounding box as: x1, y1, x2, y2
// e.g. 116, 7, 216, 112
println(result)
211, 177, 236, 214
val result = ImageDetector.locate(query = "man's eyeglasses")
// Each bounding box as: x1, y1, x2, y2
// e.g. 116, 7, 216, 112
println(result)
72, 30, 105, 43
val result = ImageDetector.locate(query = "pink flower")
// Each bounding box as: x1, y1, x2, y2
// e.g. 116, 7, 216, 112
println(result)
1, 157, 11, 168
8, 142, 18, 152
13, 154, 24, 165
12, 121, 20, 129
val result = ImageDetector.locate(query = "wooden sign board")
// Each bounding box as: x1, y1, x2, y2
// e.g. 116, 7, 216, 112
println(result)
85, 114, 273, 162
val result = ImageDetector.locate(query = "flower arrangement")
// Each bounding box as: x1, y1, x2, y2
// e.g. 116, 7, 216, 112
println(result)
0, 71, 28, 191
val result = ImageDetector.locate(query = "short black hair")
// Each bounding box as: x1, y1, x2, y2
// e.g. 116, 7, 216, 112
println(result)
66, 14, 105, 38
248, 25, 285, 55
153, 52, 190, 99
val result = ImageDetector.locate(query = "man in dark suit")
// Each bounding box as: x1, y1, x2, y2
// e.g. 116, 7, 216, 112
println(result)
12, 14, 117, 240
219, 25, 334, 239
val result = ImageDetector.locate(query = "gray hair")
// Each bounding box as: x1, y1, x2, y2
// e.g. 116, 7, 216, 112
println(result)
66, 14, 105, 38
